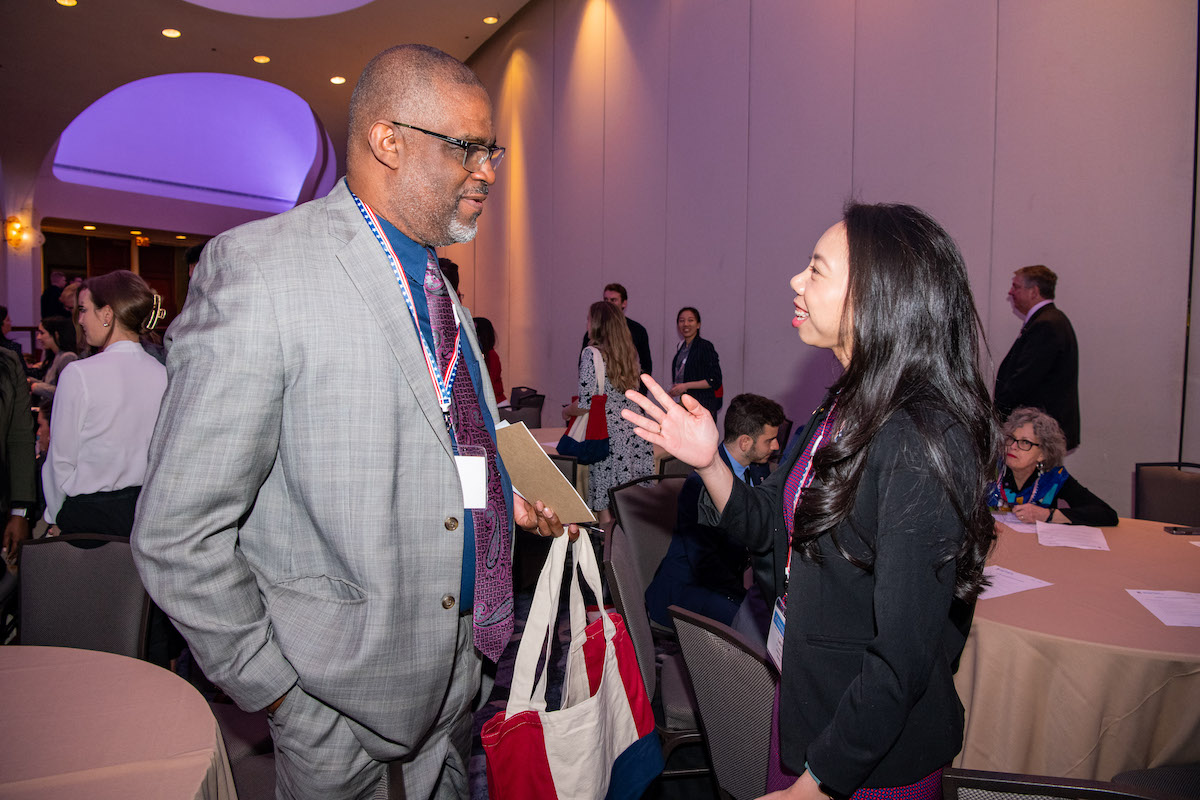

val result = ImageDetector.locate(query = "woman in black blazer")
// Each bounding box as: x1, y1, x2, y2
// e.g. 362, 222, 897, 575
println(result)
624, 203, 997, 800
669, 306, 722, 416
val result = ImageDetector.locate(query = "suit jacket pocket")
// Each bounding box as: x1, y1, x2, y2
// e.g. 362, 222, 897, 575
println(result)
266, 576, 369, 687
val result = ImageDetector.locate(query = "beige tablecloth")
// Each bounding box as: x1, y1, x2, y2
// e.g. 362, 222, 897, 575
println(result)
954, 518, 1200, 780
0, 646, 237, 800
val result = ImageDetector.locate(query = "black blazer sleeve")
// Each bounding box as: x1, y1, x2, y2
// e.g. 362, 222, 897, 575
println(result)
1055, 475, 1118, 526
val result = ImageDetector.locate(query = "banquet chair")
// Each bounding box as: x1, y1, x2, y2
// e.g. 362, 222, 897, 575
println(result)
499, 404, 541, 429
548, 453, 578, 485
1133, 462, 1200, 526
608, 475, 686, 594
1113, 763, 1200, 800
508, 387, 545, 426
604, 525, 706, 778
509, 386, 539, 407
942, 768, 1183, 800
658, 455, 693, 476
18, 533, 150, 658
670, 606, 775, 800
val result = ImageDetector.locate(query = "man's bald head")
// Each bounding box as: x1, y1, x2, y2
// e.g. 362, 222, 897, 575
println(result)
348, 45, 486, 160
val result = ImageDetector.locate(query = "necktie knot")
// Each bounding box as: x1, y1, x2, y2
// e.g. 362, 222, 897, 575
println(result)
425, 251, 448, 296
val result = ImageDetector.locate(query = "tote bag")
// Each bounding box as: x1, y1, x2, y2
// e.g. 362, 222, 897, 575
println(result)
557, 347, 610, 465
482, 532, 663, 799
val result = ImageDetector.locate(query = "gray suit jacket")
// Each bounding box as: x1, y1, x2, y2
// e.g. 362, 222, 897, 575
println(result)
132, 178, 510, 756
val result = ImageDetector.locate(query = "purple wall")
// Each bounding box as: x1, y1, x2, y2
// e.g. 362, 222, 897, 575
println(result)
462, 0, 1198, 514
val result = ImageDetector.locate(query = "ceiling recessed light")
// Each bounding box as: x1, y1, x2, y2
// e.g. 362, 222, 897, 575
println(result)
162, 28, 182, 38
130, 230, 142, 235
483, 16, 499, 24
82, 225, 96, 231
253, 55, 270, 64
176, 235, 188, 239
56, 0, 78, 7
330, 76, 346, 85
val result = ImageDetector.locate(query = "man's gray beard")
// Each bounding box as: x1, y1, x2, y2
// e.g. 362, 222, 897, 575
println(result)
447, 216, 478, 244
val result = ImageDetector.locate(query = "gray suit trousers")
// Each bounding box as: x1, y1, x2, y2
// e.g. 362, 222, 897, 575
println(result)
269, 616, 480, 800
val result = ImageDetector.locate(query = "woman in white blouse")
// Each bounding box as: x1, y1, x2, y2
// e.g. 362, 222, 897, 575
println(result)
29, 316, 78, 401
44, 270, 167, 536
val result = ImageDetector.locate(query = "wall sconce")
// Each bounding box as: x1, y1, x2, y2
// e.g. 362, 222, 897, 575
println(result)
5, 215, 44, 251
4, 217, 24, 248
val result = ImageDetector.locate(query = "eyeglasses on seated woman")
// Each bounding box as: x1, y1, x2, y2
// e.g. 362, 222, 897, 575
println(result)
988, 406, 1117, 527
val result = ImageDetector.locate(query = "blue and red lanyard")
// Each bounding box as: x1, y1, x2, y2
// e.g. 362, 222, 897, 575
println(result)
350, 191, 462, 415
781, 400, 838, 588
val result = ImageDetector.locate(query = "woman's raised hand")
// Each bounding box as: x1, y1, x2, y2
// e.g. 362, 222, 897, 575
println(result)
622, 374, 720, 470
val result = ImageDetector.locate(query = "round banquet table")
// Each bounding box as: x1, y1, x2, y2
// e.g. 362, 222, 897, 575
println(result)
954, 518, 1200, 780
0, 646, 237, 800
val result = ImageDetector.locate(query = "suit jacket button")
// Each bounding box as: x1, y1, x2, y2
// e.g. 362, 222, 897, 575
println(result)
441, 594, 456, 610
444, 517, 459, 531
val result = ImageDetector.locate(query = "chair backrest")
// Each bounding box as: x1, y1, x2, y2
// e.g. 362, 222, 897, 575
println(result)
509, 386, 540, 408
670, 606, 775, 800
0, 569, 17, 643
19, 534, 150, 658
547, 453, 578, 485
943, 768, 1183, 800
1133, 462, 1200, 525
658, 455, 693, 477
603, 525, 657, 698
608, 475, 686, 593
498, 404, 541, 429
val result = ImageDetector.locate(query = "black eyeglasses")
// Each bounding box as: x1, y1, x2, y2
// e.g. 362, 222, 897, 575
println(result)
1005, 435, 1040, 451
391, 122, 505, 172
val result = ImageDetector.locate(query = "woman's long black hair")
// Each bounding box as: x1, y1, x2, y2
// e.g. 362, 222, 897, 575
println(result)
792, 202, 999, 601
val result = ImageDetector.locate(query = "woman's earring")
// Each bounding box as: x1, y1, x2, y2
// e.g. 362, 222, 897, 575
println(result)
1036, 461, 1044, 475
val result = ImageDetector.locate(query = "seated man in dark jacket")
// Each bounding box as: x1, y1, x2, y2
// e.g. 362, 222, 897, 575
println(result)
646, 393, 784, 628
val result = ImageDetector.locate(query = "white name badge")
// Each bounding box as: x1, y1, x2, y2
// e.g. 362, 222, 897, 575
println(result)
455, 448, 487, 509
766, 596, 787, 674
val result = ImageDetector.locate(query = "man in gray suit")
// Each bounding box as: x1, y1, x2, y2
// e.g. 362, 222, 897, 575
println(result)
132, 45, 572, 799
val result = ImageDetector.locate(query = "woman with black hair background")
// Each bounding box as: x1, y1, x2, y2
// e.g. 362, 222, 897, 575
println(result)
624, 203, 998, 800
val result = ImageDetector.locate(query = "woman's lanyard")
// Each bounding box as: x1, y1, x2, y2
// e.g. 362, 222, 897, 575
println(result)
350, 191, 462, 417
782, 400, 839, 587
768, 399, 838, 674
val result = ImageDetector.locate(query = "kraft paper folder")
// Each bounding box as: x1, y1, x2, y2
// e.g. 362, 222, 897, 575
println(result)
495, 421, 596, 525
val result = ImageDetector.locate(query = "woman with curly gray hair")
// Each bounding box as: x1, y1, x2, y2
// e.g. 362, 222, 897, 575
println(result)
988, 407, 1116, 526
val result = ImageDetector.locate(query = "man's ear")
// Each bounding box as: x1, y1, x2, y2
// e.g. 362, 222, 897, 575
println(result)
736, 433, 753, 455
366, 121, 402, 168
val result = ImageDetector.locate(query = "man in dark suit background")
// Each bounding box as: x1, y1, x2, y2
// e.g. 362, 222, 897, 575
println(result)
580, 282, 653, 376
995, 264, 1081, 449
645, 393, 784, 631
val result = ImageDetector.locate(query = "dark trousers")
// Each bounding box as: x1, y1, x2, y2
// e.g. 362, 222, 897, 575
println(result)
57, 485, 141, 537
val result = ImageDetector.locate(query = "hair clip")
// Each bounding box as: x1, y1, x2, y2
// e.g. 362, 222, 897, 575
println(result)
145, 293, 166, 332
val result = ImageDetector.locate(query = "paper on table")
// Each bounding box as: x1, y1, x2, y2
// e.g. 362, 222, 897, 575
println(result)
979, 565, 1053, 600
495, 421, 596, 525
992, 512, 1037, 534
1126, 590, 1200, 627
1193, 541, 1200, 548
1035, 521, 1109, 550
